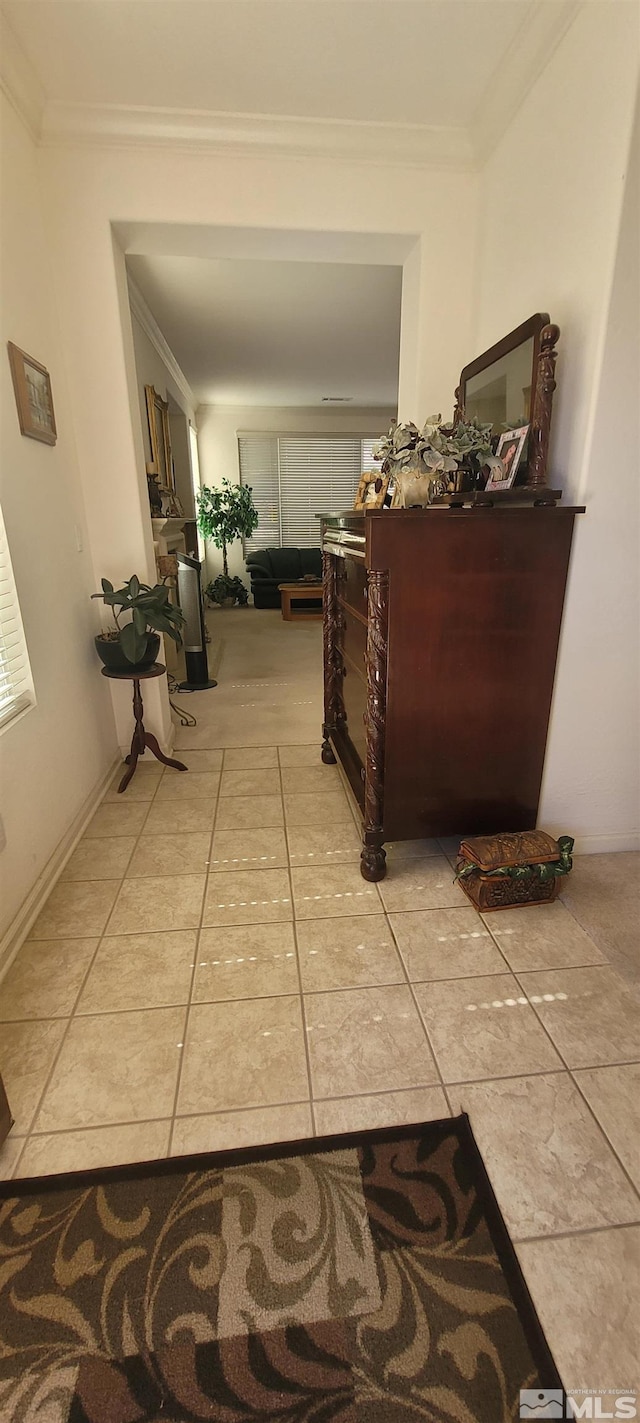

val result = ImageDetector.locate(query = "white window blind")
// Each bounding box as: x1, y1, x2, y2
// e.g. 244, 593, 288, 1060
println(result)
0, 506, 35, 731
239, 434, 382, 550
279, 436, 363, 546
361, 438, 380, 473
238, 435, 280, 550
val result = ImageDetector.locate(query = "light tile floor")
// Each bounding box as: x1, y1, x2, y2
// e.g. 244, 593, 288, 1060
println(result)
0, 608, 639, 1398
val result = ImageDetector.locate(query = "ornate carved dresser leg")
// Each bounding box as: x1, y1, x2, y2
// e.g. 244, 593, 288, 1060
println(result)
360, 569, 389, 882
361, 835, 386, 882
321, 731, 337, 764
321, 549, 340, 763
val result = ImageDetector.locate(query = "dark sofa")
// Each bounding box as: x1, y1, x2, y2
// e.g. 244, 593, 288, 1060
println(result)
246, 547, 322, 608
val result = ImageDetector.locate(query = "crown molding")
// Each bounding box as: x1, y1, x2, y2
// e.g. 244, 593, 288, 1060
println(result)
470, 0, 583, 164
0, 11, 45, 140
3, 0, 583, 170
127, 275, 197, 413
41, 102, 473, 171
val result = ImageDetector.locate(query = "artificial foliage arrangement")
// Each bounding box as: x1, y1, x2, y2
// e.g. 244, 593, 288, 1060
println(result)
196, 480, 259, 578
373, 416, 504, 503
92, 575, 185, 670
205, 574, 249, 608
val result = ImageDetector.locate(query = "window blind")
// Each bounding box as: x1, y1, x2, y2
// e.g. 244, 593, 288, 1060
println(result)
238, 435, 280, 549
279, 436, 363, 546
0, 506, 35, 731
361, 437, 380, 473
239, 433, 382, 550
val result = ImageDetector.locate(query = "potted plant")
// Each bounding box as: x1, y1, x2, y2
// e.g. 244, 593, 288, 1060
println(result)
92, 575, 185, 671
205, 574, 249, 608
373, 415, 500, 505
196, 479, 258, 606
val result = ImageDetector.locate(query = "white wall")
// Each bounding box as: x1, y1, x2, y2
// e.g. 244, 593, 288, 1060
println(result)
473, 4, 639, 849
474, 4, 638, 504
542, 92, 639, 849
0, 92, 118, 948
35, 141, 476, 755
197, 403, 396, 581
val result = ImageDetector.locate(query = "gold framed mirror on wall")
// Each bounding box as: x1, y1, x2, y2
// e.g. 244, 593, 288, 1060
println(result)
144, 384, 174, 492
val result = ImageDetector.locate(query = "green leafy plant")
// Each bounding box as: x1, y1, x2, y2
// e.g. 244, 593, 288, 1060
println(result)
373, 416, 495, 479
196, 480, 259, 577
205, 574, 249, 607
92, 575, 185, 663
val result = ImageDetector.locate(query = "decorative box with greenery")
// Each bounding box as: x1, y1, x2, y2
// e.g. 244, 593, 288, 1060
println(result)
196, 479, 258, 606
92, 575, 185, 671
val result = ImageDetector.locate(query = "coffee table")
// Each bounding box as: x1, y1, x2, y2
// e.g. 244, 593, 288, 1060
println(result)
278, 581, 324, 622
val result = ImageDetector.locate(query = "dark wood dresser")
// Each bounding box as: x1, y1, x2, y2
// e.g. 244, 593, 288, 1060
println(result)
320, 506, 583, 881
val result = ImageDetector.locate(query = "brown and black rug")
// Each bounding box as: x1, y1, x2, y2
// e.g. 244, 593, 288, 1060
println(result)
0, 1115, 562, 1421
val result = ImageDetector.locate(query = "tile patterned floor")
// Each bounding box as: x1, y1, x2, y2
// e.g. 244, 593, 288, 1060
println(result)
0, 609, 639, 1396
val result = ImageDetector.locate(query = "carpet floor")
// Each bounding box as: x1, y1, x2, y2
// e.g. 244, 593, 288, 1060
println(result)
0, 1115, 562, 1421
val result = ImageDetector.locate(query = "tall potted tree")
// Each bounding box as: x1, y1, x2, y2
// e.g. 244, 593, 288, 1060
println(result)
196, 479, 258, 606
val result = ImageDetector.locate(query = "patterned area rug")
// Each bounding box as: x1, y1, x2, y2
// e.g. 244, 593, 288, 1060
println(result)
0, 1115, 561, 1421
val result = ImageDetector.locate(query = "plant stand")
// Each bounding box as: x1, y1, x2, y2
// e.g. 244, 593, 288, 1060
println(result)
102, 662, 188, 793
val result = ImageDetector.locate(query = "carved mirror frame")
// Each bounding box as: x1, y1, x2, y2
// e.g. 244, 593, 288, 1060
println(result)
454, 313, 559, 491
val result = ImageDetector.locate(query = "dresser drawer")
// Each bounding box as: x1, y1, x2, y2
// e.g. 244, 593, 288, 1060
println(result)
340, 659, 368, 767
336, 605, 367, 674
336, 556, 368, 616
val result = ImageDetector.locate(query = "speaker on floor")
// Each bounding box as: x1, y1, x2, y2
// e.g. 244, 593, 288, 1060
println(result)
176, 552, 217, 691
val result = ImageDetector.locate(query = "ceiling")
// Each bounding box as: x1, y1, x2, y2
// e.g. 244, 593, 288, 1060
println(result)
4, 0, 535, 126
127, 254, 402, 408
1, 1, 579, 408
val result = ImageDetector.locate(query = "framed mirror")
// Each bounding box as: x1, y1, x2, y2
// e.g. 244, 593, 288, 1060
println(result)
145, 384, 174, 492
455, 314, 559, 492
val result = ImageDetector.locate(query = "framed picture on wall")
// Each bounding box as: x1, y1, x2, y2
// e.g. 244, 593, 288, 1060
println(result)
145, 384, 174, 491
7, 342, 57, 445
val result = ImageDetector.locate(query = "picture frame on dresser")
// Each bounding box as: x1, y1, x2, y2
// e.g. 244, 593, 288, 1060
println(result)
354, 471, 390, 510
485, 425, 529, 492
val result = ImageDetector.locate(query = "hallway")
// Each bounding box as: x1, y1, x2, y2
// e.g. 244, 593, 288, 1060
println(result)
0, 607, 638, 1392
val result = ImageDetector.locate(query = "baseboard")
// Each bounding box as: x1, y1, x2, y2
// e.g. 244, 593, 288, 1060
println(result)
0, 752, 122, 983
573, 832, 640, 855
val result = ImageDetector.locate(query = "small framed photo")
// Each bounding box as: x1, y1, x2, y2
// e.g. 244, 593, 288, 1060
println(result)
354, 470, 390, 510
7, 342, 57, 445
485, 425, 529, 491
